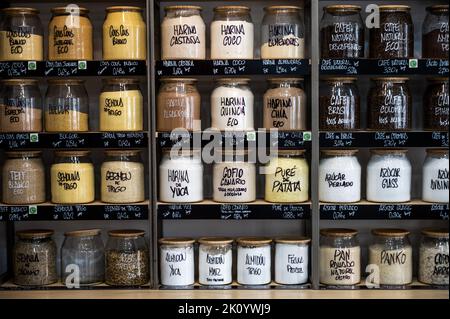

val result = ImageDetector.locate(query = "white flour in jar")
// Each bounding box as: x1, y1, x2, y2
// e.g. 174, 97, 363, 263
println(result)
319, 246, 361, 285
213, 161, 256, 202
210, 20, 254, 59
422, 156, 449, 203
368, 245, 413, 286
237, 245, 271, 285
198, 245, 232, 285
160, 245, 195, 286
275, 243, 309, 285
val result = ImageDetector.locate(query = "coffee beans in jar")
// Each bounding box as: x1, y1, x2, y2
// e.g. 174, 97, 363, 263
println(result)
423, 77, 449, 131
422, 5, 449, 59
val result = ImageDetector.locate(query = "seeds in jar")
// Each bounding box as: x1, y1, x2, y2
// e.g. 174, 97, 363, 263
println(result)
319, 246, 361, 285
101, 160, 144, 203
419, 245, 449, 286
105, 249, 149, 286
369, 245, 413, 285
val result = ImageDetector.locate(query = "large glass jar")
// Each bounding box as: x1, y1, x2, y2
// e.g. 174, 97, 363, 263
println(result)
210, 6, 254, 59
319, 228, 361, 286
99, 78, 143, 131
369, 5, 414, 58
198, 237, 233, 286
105, 230, 149, 287
320, 5, 364, 58
101, 150, 145, 204
423, 77, 449, 131
422, 148, 449, 203
159, 238, 195, 287
61, 229, 105, 286
45, 79, 89, 132
261, 6, 305, 59
275, 237, 310, 285
319, 77, 360, 131
419, 228, 449, 286
48, 6, 93, 61
422, 5, 449, 59
13, 229, 57, 286
237, 237, 272, 286
0, 7, 43, 61
2, 151, 45, 204
263, 78, 306, 130
161, 6, 206, 60
369, 228, 413, 287
157, 78, 201, 132
102, 6, 146, 60
50, 151, 95, 204
0, 79, 42, 133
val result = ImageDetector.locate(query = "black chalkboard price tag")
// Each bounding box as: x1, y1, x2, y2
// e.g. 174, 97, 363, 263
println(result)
98, 132, 147, 148
271, 204, 310, 219
44, 61, 80, 77
420, 59, 449, 76
96, 60, 146, 76
158, 204, 194, 219
220, 204, 252, 220
261, 59, 310, 75
0, 206, 9, 221
0, 133, 41, 149
269, 130, 311, 149
156, 60, 205, 76
103, 205, 148, 220
0, 61, 42, 77
320, 59, 360, 75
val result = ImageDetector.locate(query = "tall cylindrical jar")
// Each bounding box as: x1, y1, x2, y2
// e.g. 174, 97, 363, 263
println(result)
422, 149, 449, 203
422, 5, 449, 59
423, 77, 449, 131
198, 237, 233, 286
237, 237, 272, 286
419, 228, 449, 286
159, 238, 195, 287
275, 237, 310, 285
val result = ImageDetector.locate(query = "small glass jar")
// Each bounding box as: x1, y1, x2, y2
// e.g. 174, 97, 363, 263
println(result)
423, 77, 449, 131
2, 151, 45, 205
419, 228, 449, 286
319, 77, 360, 131
263, 78, 307, 130
102, 6, 146, 60
369, 5, 414, 58
210, 6, 254, 59
265, 150, 309, 203
48, 6, 93, 61
261, 6, 305, 59
157, 78, 201, 132
422, 5, 449, 59
366, 149, 411, 203
61, 229, 105, 286
99, 78, 143, 132
45, 79, 89, 132
105, 230, 149, 287
159, 237, 195, 287
0, 79, 42, 133
319, 228, 361, 286
422, 148, 449, 203
320, 5, 364, 58
50, 151, 95, 204
0, 7, 43, 61
161, 6, 206, 60
319, 149, 361, 203
237, 237, 272, 286
275, 237, 310, 285
369, 228, 413, 287
101, 150, 145, 204
198, 237, 233, 286
13, 229, 57, 286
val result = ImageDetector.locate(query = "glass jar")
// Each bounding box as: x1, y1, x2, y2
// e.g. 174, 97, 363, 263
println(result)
99, 78, 143, 131
161, 6, 206, 60
369, 228, 413, 287
369, 5, 414, 58
61, 229, 105, 286
159, 237, 195, 287
159, 149, 203, 203
367, 77, 411, 131
198, 237, 233, 286
422, 5, 449, 59
419, 228, 449, 286
45, 79, 89, 132
48, 6, 93, 61
211, 78, 254, 131
210, 6, 254, 59
50, 151, 95, 204
263, 78, 306, 130
0, 79, 42, 133
422, 148, 449, 203
2, 151, 45, 204
105, 230, 149, 287
423, 77, 449, 131
261, 6, 305, 59
319, 228, 360, 286
237, 237, 272, 286
102, 6, 146, 60
319, 149, 361, 203
157, 78, 201, 132
320, 5, 364, 58
366, 149, 411, 203
13, 229, 57, 286
319, 77, 360, 131
264, 150, 309, 203
101, 150, 145, 204
0, 7, 43, 61
275, 237, 310, 285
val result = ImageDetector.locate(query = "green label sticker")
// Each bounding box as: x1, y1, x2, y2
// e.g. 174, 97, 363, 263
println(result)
78, 60, 87, 70
27, 61, 37, 70
28, 206, 37, 215
246, 131, 256, 141
409, 59, 418, 68
29, 133, 39, 143
303, 131, 312, 141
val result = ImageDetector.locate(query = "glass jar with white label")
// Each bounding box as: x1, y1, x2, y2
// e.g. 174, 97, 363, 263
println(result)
422, 148, 449, 203
275, 237, 310, 285
237, 237, 272, 286
159, 237, 195, 287
419, 228, 449, 286
198, 237, 233, 286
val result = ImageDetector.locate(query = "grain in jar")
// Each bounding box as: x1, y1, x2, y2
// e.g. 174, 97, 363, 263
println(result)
422, 5, 449, 59
237, 237, 272, 286
159, 238, 195, 287
275, 237, 310, 285
198, 237, 233, 286
423, 78, 449, 131
419, 228, 449, 286
422, 149, 449, 203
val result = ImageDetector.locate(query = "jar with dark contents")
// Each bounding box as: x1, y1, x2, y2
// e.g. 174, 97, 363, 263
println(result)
319, 77, 360, 131
320, 5, 364, 58
423, 78, 449, 131
367, 77, 411, 131
422, 5, 449, 59
369, 5, 414, 58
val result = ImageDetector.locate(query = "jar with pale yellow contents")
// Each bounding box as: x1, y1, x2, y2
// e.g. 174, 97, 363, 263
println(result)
99, 79, 143, 131
50, 151, 95, 204
102, 6, 146, 60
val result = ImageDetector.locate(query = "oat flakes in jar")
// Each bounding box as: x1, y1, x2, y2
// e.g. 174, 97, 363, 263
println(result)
159, 238, 195, 287
419, 228, 449, 287
237, 237, 272, 286
275, 237, 310, 285
198, 237, 233, 286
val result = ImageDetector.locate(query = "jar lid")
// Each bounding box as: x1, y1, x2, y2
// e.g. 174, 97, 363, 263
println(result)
106, 6, 143, 12
320, 228, 358, 237
5, 151, 42, 158
322, 77, 357, 83
65, 229, 101, 237
51, 6, 89, 15
214, 149, 253, 158
324, 5, 361, 13
198, 237, 234, 245
17, 229, 54, 239
426, 148, 449, 155
236, 237, 272, 246
427, 5, 449, 12
159, 237, 195, 245
54, 150, 91, 157
1, 79, 38, 85
1, 7, 40, 14
162, 148, 201, 156
104, 149, 142, 157
275, 236, 311, 244
268, 77, 304, 83
264, 6, 301, 13
164, 5, 202, 11
214, 6, 250, 13
109, 229, 146, 238
370, 148, 408, 155
48, 79, 85, 85
274, 149, 307, 156
421, 228, 449, 239
216, 78, 251, 84
372, 228, 410, 237
160, 77, 197, 83
321, 149, 359, 156
371, 77, 409, 82
103, 78, 140, 85
379, 5, 411, 12
428, 77, 449, 82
